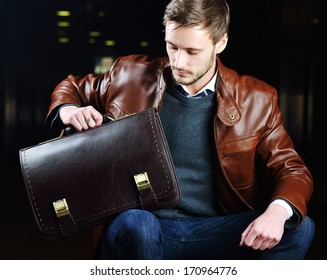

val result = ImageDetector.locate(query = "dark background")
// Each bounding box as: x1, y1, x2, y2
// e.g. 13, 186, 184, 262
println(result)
1, 0, 326, 259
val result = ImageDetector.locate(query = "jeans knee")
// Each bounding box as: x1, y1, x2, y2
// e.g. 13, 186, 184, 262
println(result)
104, 209, 160, 241
120, 209, 159, 231
287, 215, 316, 251
100, 209, 162, 259
300, 215, 315, 242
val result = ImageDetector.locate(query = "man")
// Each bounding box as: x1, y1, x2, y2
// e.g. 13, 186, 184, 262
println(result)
46, 0, 314, 259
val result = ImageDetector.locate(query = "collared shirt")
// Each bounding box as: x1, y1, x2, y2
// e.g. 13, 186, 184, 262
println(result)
179, 72, 217, 98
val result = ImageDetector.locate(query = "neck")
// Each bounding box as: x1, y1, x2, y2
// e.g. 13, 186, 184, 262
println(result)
186, 61, 217, 95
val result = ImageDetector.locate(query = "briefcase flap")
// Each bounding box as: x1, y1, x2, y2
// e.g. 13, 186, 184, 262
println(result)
19, 108, 180, 239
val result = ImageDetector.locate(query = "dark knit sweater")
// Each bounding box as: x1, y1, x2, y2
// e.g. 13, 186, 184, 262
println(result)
154, 86, 222, 218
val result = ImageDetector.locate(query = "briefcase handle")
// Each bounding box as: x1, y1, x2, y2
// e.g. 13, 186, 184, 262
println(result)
41, 112, 136, 145
63, 113, 114, 136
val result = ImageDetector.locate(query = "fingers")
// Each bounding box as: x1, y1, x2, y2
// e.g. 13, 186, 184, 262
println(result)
63, 105, 103, 132
239, 224, 251, 247
240, 209, 285, 251
76, 113, 92, 131
240, 225, 280, 251
86, 106, 104, 126
248, 235, 279, 250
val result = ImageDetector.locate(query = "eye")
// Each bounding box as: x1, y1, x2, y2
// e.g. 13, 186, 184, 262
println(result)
187, 50, 199, 55
168, 44, 178, 51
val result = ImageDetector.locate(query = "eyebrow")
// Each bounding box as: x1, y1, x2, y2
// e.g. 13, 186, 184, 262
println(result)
166, 41, 201, 52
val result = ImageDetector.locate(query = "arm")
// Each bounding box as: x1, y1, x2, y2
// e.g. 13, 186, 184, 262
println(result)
240, 90, 313, 250
45, 72, 111, 131
257, 90, 313, 222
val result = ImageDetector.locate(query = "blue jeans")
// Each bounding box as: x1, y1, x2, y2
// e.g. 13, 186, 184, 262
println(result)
98, 209, 315, 260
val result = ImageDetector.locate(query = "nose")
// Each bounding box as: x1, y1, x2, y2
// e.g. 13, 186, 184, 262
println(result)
174, 50, 187, 69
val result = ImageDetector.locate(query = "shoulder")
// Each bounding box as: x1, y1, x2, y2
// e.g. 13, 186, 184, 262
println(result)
112, 54, 170, 70
218, 58, 277, 97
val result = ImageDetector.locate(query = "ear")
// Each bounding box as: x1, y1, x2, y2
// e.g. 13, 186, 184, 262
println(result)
215, 33, 228, 54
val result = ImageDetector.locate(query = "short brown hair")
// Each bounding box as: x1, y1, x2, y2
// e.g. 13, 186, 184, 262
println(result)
163, 0, 230, 43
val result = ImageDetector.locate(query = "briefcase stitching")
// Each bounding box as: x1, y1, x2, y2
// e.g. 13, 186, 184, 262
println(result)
20, 108, 178, 236
148, 109, 173, 196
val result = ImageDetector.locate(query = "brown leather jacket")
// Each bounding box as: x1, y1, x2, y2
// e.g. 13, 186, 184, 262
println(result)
46, 54, 313, 223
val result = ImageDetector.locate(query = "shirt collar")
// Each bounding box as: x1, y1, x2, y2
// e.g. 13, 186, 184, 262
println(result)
179, 72, 217, 97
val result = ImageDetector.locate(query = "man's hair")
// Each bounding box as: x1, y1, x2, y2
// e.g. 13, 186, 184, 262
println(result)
163, 0, 230, 43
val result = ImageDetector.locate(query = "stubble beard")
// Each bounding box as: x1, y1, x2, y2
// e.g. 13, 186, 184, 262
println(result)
172, 52, 216, 86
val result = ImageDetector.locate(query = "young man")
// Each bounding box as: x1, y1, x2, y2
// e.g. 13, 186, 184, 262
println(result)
46, 0, 315, 259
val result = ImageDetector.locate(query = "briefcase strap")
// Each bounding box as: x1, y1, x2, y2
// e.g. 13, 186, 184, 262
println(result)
53, 199, 79, 237
134, 172, 159, 210
57, 213, 80, 237
138, 187, 159, 210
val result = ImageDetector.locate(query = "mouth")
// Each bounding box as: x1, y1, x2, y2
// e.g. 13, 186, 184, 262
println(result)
173, 68, 190, 78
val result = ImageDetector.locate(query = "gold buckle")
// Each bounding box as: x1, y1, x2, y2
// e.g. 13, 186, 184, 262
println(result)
134, 172, 151, 191
53, 198, 70, 217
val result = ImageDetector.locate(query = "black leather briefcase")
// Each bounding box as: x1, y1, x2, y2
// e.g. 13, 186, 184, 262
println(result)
19, 108, 180, 240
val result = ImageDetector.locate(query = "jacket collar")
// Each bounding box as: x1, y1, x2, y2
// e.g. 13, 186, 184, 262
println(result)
216, 56, 241, 126
162, 56, 241, 126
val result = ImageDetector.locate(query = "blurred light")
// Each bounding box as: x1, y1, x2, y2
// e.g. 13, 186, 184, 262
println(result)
58, 30, 67, 36
94, 56, 114, 74
56, 11, 71, 17
57, 21, 70, 27
104, 40, 116, 46
89, 31, 101, 37
140, 41, 149, 47
89, 38, 96, 44
58, 37, 70, 43
313, 18, 319, 24
98, 11, 106, 17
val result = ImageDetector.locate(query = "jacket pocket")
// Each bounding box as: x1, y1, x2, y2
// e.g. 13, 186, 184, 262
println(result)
220, 136, 259, 189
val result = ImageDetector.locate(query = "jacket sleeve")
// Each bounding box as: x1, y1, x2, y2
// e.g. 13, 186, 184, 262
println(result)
45, 72, 111, 130
257, 89, 313, 223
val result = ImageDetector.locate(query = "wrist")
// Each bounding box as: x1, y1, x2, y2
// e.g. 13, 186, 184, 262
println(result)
270, 199, 293, 220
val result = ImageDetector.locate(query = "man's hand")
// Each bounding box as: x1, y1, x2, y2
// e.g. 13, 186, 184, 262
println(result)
59, 105, 103, 131
240, 204, 288, 250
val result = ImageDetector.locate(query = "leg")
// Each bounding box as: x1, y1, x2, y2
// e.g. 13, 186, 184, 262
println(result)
98, 209, 163, 259
98, 210, 315, 260
160, 211, 262, 259
160, 213, 315, 259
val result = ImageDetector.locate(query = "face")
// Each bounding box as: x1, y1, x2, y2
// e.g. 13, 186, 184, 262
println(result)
165, 21, 227, 94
